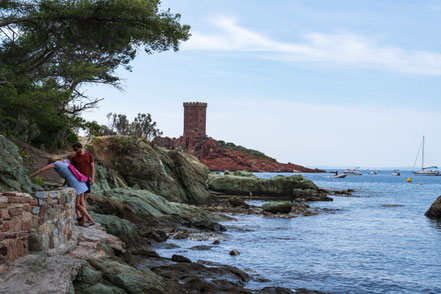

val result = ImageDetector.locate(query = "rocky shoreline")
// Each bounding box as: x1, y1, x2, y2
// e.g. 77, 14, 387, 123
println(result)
0, 134, 357, 293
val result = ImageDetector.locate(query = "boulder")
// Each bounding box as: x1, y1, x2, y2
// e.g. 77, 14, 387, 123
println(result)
75, 258, 166, 294
0, 135, 39, 193
228, 196, 247, 207
425, 195, 441, 218
229, 249, 240, 256
190, 245, 212, 251
171, 255, 191, 263
90, 212, 140, 245
262, 201, 292, 214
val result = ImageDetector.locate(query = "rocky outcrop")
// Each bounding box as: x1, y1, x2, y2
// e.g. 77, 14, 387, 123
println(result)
262, 201, 292, 213
86, 188, 225, 243
0, 135, 40, 193
154, 135, 325, 173
425, 196, 441, 218
0, 254, 84, 294
89, 136, 211, 204
208, 172, 331, 201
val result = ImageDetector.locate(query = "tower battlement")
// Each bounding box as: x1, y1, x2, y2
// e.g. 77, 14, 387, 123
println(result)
183, 102, 207, 107
183, 101, 207, 137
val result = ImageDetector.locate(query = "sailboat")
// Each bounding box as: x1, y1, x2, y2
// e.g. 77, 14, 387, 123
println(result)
412, 136, 440, 176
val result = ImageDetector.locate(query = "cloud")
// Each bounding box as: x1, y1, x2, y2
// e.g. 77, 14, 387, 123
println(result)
183, 17, 441, 76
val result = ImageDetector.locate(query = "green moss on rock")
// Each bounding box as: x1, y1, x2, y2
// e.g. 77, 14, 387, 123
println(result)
0, 135, 40, 192
208, 173, 327, 200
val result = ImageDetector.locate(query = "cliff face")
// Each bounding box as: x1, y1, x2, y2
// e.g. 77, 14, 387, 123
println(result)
154, 135, 324, 173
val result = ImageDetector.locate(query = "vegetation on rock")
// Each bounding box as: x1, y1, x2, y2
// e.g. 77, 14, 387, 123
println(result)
218, 140, 271, 162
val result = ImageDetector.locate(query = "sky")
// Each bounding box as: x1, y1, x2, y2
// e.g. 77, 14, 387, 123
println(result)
82, 0, 441, 169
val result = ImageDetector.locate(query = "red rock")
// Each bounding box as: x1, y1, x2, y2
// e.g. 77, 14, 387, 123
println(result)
23, 203, 31, 212
21, 221, 32, 231
19, 197, 30, 203
154, 134, 324, 173
1, 222, 9, 232
8, 208, 23, 217
9, 216, 22, 232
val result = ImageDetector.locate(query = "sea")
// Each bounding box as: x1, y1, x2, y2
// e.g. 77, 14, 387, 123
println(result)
153, 170, 441, 293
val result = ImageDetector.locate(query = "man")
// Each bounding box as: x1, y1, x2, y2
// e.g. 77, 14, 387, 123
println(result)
70, 142, 95, 224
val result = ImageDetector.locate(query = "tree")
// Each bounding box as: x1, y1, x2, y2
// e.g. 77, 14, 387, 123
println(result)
0, 0, 190, 148
131, 113, 162, 140
106, 112, 162, 141
107, 113, 131, 136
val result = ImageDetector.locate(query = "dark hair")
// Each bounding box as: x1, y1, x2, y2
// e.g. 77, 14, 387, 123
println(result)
72, 142, 83, 149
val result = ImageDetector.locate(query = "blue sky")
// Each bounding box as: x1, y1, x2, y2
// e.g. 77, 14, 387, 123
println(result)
82, 0, 441, 168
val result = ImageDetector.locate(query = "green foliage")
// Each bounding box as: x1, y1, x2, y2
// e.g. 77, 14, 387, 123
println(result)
108, 135, 138, 156
83, 121, 114, 137
217, 140, 273, 161
107, 112, 162, 141
0, 0, 190, 149
30, 176, 44, 187
18, 147, 33, 167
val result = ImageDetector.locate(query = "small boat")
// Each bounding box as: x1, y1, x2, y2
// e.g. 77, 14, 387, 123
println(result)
392, 170, 400, 176
331, 174, 347, 178
412, 136, 440, 176
368, 171, 377, 175
343, 167, 362, 175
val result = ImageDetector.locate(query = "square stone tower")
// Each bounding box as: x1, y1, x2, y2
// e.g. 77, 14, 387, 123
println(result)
183, 102, 207, 137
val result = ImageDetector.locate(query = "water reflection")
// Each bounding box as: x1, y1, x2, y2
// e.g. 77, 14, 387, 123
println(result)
427, 218, 441, 231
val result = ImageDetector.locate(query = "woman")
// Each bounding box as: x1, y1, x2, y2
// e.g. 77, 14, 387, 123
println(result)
29, 157, 94, 227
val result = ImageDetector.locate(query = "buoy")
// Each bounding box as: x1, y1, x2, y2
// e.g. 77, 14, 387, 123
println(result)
420, 182, 423, 185
407, 177, 412, 183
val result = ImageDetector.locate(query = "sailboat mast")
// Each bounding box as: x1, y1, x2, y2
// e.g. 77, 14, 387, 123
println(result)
421, 136, 424, 169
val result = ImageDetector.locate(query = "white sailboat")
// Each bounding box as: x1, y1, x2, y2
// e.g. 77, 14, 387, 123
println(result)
412, 136, 440, 176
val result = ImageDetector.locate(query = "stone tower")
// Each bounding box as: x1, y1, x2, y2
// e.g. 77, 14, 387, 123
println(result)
183, 102, 207, 137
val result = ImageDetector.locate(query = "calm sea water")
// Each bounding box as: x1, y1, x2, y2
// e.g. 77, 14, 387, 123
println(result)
154, 170, 441, 293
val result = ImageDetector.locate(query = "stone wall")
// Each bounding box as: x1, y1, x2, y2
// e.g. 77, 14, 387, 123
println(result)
0, 188, 76, 265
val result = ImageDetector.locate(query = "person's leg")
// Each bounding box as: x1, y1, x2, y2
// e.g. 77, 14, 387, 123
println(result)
76, 193, 94, 225
75, 194, 85, 225
80, 193, 86, 209
78, 180, 89, 222
75, 206, 82, 220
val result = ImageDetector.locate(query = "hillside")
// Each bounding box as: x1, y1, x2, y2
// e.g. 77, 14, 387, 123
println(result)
154, 134, 324, 173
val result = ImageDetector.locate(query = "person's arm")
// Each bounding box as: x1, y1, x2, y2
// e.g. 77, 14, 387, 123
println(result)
29, 164, 55, 178
90, 160, 95, 185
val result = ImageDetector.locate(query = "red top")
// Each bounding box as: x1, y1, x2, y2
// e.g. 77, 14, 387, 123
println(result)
70, 152, 94, 178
